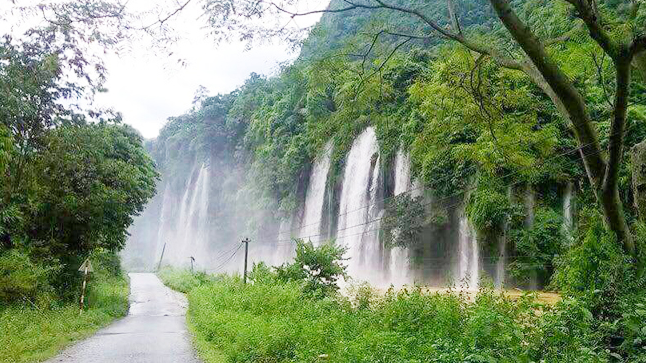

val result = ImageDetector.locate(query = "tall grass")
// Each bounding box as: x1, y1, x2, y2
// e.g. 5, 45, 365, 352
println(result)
157, 266, 218, 293
168, 272, 609, 363
0, 273, 129, 363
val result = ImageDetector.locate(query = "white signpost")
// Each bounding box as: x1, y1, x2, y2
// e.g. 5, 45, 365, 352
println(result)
78, 258, 93, 314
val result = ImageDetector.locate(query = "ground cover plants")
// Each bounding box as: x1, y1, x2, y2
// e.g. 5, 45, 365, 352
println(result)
160, 239, 646, 363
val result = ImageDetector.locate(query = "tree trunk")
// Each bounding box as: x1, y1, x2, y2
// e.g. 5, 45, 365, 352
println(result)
631, 140, 646, 220
489, 0, 635, 254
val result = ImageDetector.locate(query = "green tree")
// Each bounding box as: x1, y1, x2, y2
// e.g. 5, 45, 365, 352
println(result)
276, 240, 348, 297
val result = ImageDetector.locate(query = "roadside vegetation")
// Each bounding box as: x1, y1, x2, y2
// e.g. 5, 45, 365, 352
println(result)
0, 252, 130, 363
0, 8, 157, 363
161, 235, 646, 363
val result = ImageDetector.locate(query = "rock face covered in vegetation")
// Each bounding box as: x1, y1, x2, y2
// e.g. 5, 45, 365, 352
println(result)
125, 0, 646, 291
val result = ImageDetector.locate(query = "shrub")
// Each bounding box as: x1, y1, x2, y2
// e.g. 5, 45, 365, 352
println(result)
510, 208, 564, 286
0, 249, 57, 305
275, 239, 347, 297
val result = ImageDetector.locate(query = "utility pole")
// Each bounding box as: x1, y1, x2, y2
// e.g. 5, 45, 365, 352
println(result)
157, 242, 166, 271
189, 256, 195, 272
242, 238, 250, 284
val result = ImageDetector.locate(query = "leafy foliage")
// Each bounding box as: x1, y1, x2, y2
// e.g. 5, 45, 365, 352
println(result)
510, 208, 565, 285
0, 33, 157, 301
275, 239, 348, 297
381, 194, 426, 248
0, 263, 128, 363
0, 249, 57, 306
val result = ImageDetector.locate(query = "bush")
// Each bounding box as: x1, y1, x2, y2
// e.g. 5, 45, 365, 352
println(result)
0, 257, 129, 363
275, 239, 347, 297
0, 249, 57, 306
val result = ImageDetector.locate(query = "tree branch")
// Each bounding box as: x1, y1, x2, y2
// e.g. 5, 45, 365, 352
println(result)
489, 0, 606, 186
447, 0, 463, 35
562, 0, 619, 59
603, 47, 632, 193
631, 36, 646, 57
352, 0, 525, 70
133, 0, 193, 31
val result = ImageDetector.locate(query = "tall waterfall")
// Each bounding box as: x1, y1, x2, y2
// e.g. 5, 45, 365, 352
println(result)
336, 127, 382, 284
299, 141, 333, 245
494, 186, 513, 289
389, 149, 414, 287
154, 183, 173, 265
563, 182, 574, 240
525, 186, 538, 289
457, 210, 479, 289
164, 163, 211, 268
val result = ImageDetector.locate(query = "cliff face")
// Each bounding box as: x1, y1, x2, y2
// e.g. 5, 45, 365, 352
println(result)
123, 1, 646, 288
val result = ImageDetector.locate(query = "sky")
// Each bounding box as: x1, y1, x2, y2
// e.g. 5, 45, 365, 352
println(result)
92, 1, 326, 139
1, 0, 327, 139
94, 38, 294, 139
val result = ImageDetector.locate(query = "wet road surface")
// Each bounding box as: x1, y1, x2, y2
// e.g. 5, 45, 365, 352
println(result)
46, 273, 201, 363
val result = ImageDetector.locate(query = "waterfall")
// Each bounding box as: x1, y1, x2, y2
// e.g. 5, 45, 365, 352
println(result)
393, 149, 411, 196
154, 184, 173, 264
457, 210, 479, 289
163, 163, 211, 268
494, 186, 513, 289
336, 127, 382, 284
525, 186, 538, 289
494, 232, 506, 289
165, 165, 197, 265
180, 164, 210, 267
525, 186, 535, 227
563, 182, 574, 241
389, 149, 414, 287
300, 141, 333, 245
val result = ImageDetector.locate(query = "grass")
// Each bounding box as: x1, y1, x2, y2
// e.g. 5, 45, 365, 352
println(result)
0, 273, 129, 363
159, 267, 616, 363
157, 266, 217, 293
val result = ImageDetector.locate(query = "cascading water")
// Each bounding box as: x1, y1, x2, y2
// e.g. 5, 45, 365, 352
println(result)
494, 232, 506, 289
299, 141, 333, 245
562, 182, 574, 240
457, 210, 479, 289
494, 186, 513, 289
525, 186, 535, 227
165, 165, 197, 265
525, 186, 539, 289
336, 127, 382, 285
389, 149, 414, 287
164, 163, 211, 268
154, 183, 173, 264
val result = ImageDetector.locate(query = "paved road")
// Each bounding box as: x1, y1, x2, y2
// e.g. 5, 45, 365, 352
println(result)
47, 273, 201, 363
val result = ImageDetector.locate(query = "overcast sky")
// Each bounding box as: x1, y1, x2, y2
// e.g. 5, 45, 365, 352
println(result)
0, 1, 326, 138
92, 1, 325, 139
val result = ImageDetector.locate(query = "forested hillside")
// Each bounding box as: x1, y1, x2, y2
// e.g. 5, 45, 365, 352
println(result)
1, 0, 643, 361
125, 1, 646, 359
129, 0, 646, 286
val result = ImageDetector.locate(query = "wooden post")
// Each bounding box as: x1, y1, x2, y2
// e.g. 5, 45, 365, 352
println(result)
79, 264, 89, 314
157, 242, 167, 271
242, 238, 250, 284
